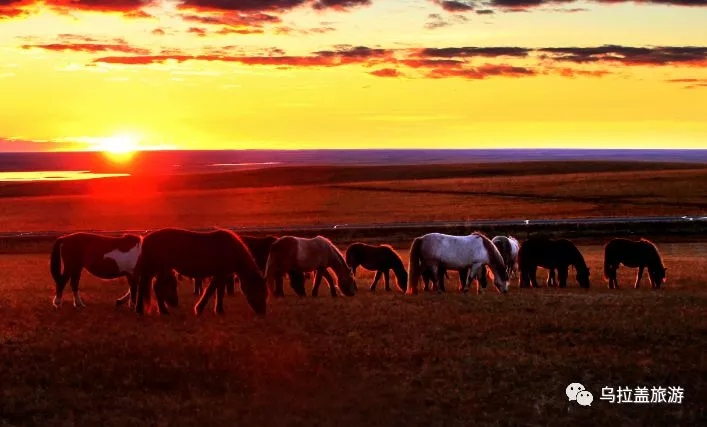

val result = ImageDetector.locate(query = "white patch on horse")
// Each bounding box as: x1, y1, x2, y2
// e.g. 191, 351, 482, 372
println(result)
104, 242, 142, 275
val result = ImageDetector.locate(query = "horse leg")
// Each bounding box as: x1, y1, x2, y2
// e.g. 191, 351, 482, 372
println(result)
422, 269, 431, 292
194, 278, 203, 296
468, 263, 485, 294
225, 275, 235, 296
530, 267, 540, 288
459, 268, 469, 292
320, 269, 337, 297
545, 269, 554, 287
312, 270, 324, 297
436, 267, 446, 294
288, 270, 307, 296
558, 267, 569, 288
370, 270, 383, 291
274, 274, 286, 297
69, 271, 85, 309
213, 276, 227, 314
194, 277, 219, 316
155, 283, 169, 316
475, 267, 487, 290
383, 270, 391, 291
635, 266, 644, 289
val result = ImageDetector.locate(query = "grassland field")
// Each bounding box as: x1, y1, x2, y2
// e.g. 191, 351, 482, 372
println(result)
1, 161, 706, 426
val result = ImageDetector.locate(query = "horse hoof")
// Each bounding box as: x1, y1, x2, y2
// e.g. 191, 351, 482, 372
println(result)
369, 287, 376, 292
215, 308, 224, 315
194, 306, 203, 316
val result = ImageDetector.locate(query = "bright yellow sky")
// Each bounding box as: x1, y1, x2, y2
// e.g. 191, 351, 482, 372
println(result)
0, 0, 706, 150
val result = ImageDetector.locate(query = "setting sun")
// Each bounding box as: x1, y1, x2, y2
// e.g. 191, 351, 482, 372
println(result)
91, 134, 140, 162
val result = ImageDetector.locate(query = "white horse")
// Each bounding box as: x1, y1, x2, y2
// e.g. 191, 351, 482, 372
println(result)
264, 235, 357, 297
407, 232, 510, 294
492, 235, 520, 279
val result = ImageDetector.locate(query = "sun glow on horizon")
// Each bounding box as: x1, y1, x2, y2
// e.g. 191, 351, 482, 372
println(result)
89, 133, 140, 162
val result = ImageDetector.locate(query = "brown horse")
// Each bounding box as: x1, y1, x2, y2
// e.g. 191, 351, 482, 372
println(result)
345, 243, 408, 292
49, 232, 151, 309
133, 228, 267, 316
265, 235, 356, 297
604, 238, 667, 289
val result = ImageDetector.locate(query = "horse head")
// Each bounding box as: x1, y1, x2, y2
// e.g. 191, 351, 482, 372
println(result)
243, 273, 268, 315
576, 266, 591, 289
492, 266, 510, 294
338, 270, 357, 296
650, 266, 667, 287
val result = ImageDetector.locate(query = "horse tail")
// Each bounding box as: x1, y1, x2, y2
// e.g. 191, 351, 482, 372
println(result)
50, 237, 68, 289
407, 237, 423, 294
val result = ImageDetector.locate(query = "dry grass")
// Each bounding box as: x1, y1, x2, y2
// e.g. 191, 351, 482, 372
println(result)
1, 242, 706, 426
1, 162, 707, 232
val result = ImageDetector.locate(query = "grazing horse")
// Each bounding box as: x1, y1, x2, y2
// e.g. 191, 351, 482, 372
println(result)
518, 237, 590, 289
476, 236, 520, 289
264, 236, 357, 298
191, 235, 279, 296
345, 243, 408, 292
407, 232, 509, 294
49, 232, 146, 309
604, 238, 667, 289
133, 228, 267, 316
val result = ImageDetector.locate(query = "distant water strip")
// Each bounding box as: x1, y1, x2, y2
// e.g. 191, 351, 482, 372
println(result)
0, 171, 130, 182
209, 162, 281, 167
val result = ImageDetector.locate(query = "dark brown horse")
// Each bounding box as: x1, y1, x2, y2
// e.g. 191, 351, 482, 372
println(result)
133, 228, 267, 316
191, 235, 287, 296
345, 243, 408, 292
49, 232, 152, 309
518, 237, 590, 289
604, 238, 667, 289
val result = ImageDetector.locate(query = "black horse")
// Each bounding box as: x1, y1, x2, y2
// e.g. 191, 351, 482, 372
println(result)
518, 237, 591, 289
604, 238, 666, 289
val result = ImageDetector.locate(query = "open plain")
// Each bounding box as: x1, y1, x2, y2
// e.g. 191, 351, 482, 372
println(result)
1, 161, 706, 426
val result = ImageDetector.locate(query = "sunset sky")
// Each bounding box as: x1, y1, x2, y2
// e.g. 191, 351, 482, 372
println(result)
0, 0, 706, 151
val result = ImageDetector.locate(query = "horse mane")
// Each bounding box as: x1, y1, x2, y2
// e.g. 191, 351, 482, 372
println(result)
316, 235, 348, 267
639, 238, 665, 268
472, 231, 507, 277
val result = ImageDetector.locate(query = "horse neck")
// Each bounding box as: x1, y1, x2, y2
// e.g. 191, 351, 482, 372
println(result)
569, 247, 588, 271
644, 245, 663, 269
327, 244, 350, 279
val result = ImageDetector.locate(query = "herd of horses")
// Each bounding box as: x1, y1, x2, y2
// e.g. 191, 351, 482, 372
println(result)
48, 227, 668, 316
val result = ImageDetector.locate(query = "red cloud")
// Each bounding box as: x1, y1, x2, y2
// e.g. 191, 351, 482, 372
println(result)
427, 64, 536, 79
0, 0, 33, 19
89, 44, 707, 83
21, 42, 150, 55
45, 0, 153, 14
369, 68, 403, 77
